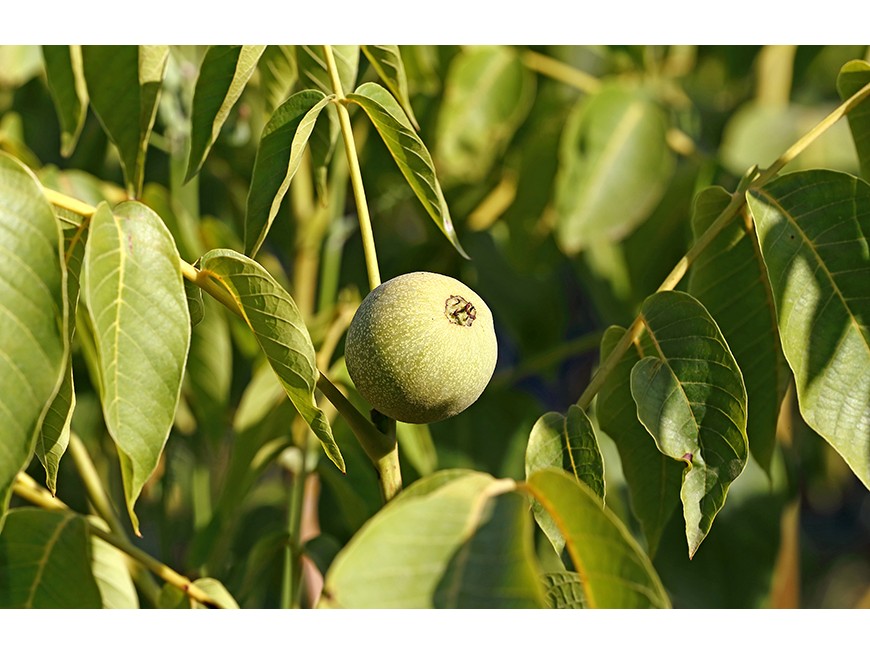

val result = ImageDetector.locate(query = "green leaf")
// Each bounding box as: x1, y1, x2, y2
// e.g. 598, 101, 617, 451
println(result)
42, 46, 88, 157
347, 82, 468, 258
297, 45, 358, 96
746, 170, 870, 489
688, 187, 787, 475
321, 472, 545, 608
396, 421, 437, 477
191, 577, 239, 609
0, 45, 42, 88
542, 571, 586, 608
83, 201, 190, 533
596, 325, 683, 557
184, 279, 204, 328
36, 220, 89, 494
198, 249, 344, 471
0, 509, 101, 608
244, 89, 330, 256
361, 45, 419, 130
630, 290, 749, 557
435, 45, 535, 185
88, 518, 138, 608
524, 468, 670, 608
257, 45, 298, 114
525, 405, 605, 555
555, 84, 674, 254
81, 45, 168, 197
837, 60, 870, 180
186, 45, 266, 181
0, 153, 67, 524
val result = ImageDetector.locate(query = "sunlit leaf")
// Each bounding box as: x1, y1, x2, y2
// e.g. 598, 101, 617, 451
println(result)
348, 82, 468, 258
837, 60, 870, 180
191, 577, 239, 609
630, 291, 749, 557
555, 84, 674, 254
186, 45, 266, 181
0, 45, 42, 87
258, 45, 297, 114
596, 326, 682, 557
524, 468, 670, 608
199, 249, 344, 471
244, 90, 331, 256
0, 509, 101, 608
525, 405, 604, 554
746, 170, 870, 489
321, 472, 545, 608
81, 46, 169, 197
435, 45, 534, 185
361, 45, 419, 130
42, 46, 88, 157
0, 153, 67, 523
688, 186, 788, 475
396, 421, 437, 477
83, 202, 190, 533
297, 45, 358, 96
88, 517, 138, 608
35, 220, 88, 494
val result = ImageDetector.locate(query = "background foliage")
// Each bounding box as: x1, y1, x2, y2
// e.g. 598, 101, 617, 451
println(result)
0, 45, 868, 609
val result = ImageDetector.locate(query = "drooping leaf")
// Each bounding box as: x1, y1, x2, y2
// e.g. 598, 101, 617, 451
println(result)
320, 471, 545, 608
347, 82, 468, 258
244, 90, 331, 256
257, 45, 298, 114
297, 45, 358, 96
542, 571, 586, 608
525, 405, 605, 554
837, 60, 870, 180
88, 517, 138, 608
396, 421, 437, 477
35, 220, 89, 494
630, 290, 749, 557
186, 45, 266, 181
81, 45, 169, 197
596, 325, 683, 557
42, 46, 88, 157
184, 279, 204, 328
435, 45, 534, 185
555, 84, 674, 254
0, 509, 101, 608
83, 201, 190, 533
524, 468, 670, 608
360, 45, 419, 130
746, 170, 870, 489
0, 153, 67, 522
688, 186, 788, 475
198, 249, 344, 471
308, 101, 339, 202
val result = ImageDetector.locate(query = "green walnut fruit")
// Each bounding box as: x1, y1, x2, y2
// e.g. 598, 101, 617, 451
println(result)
345, 271, 498, 424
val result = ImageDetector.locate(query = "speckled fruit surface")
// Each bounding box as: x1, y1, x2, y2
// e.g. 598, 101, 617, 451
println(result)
344, 272, 498, 424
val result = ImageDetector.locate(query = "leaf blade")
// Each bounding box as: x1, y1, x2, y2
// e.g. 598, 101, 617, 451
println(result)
746, 170, 870, 488
347, 82, 468, 258
186, 45, 266, 181
42, 46, 88, 157
198, 249, 344, 471
361, 45, 419, 130
244, 89, 330, 256
630, 290, 749, 557
524, 468, 670, 608
837, 60, 870, 180
83, 201, 190, 532
0, 153, 67, 523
